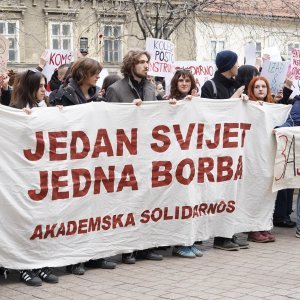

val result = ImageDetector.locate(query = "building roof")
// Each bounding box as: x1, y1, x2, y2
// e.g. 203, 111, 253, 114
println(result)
203, 0, 299, 19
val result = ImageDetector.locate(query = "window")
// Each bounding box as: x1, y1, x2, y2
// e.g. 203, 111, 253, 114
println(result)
103, 25, 122, 63
49, 22, 72, 50
210, 40, 224, 60
0, 21, 19, 62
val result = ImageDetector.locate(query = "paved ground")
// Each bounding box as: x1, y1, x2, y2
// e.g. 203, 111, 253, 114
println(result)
0, 216, 299, 300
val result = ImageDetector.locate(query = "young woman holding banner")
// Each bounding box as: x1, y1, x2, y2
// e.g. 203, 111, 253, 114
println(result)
247, 76, 276, 243
10, 69, 58, 286
52, 57, 117, 274
11, 69, 48, 109
167, 69, 203, 258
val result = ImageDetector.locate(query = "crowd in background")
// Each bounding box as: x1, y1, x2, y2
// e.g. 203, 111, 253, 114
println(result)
0, 48, 299, 287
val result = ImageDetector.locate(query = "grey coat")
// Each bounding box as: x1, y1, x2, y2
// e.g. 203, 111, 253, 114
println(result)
106, 77, 156, 103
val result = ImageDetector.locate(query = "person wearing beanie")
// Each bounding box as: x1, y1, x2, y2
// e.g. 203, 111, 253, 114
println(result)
201, 50, 244, 99
201, 50, 249, 251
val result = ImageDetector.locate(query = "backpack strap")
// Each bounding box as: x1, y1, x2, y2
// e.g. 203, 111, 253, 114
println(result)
208, 79, 217, 99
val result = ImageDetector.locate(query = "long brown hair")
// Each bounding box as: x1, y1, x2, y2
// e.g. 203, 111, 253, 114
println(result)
11, 70, 47, 109
71, 58, 102, 86
247, 76, 274, 103
169, 69, 197, 99
121, 49, 150, 77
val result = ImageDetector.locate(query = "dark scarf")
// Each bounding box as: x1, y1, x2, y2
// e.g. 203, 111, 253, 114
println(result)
129, 76, 146, 100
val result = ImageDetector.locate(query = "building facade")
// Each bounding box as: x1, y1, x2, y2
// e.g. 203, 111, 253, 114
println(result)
196, 1, 300, 62
1, 0, 299, 73
0, 0, 196, 73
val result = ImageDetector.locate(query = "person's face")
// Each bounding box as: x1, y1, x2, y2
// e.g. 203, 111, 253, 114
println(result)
230, 61, 239, 77
132, 54, 149, 79
177, 75, 191, 95
58, 66, 68, 81
35, 77, 46, 101
156, 83, 164, 95
85, 72, 100, 87
253, 79, 268, 100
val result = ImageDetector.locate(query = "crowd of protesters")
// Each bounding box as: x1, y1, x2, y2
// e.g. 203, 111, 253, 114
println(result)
0, 47, 299, 286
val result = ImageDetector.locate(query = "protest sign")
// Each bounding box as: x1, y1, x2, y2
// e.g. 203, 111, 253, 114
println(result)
146, 37, 175, 77
262, 47, 282, 61
289, 48, 300, 98
244, 42, 256, 66
261, 61, 290, 94
0, 100, 290, 269
174, 61, 215, 91
42, 49, 74, 83
273, 126, 300, 191
0, 35, 9, 73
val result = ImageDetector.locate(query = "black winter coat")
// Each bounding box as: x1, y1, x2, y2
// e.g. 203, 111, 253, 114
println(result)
50, 79, 104, 106
201, 71, 237, 99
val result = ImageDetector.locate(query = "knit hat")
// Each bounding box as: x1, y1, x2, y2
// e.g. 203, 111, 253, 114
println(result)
215, 50, 238, 73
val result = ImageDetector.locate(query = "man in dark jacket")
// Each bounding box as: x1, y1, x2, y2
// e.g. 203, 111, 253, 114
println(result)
201, 50, 249, 251
106, 49, 162, 264
201, 50, 244, 99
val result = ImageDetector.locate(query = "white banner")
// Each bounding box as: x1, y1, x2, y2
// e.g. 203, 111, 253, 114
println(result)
273, 126, 300, 191
0, 100, 290, 269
